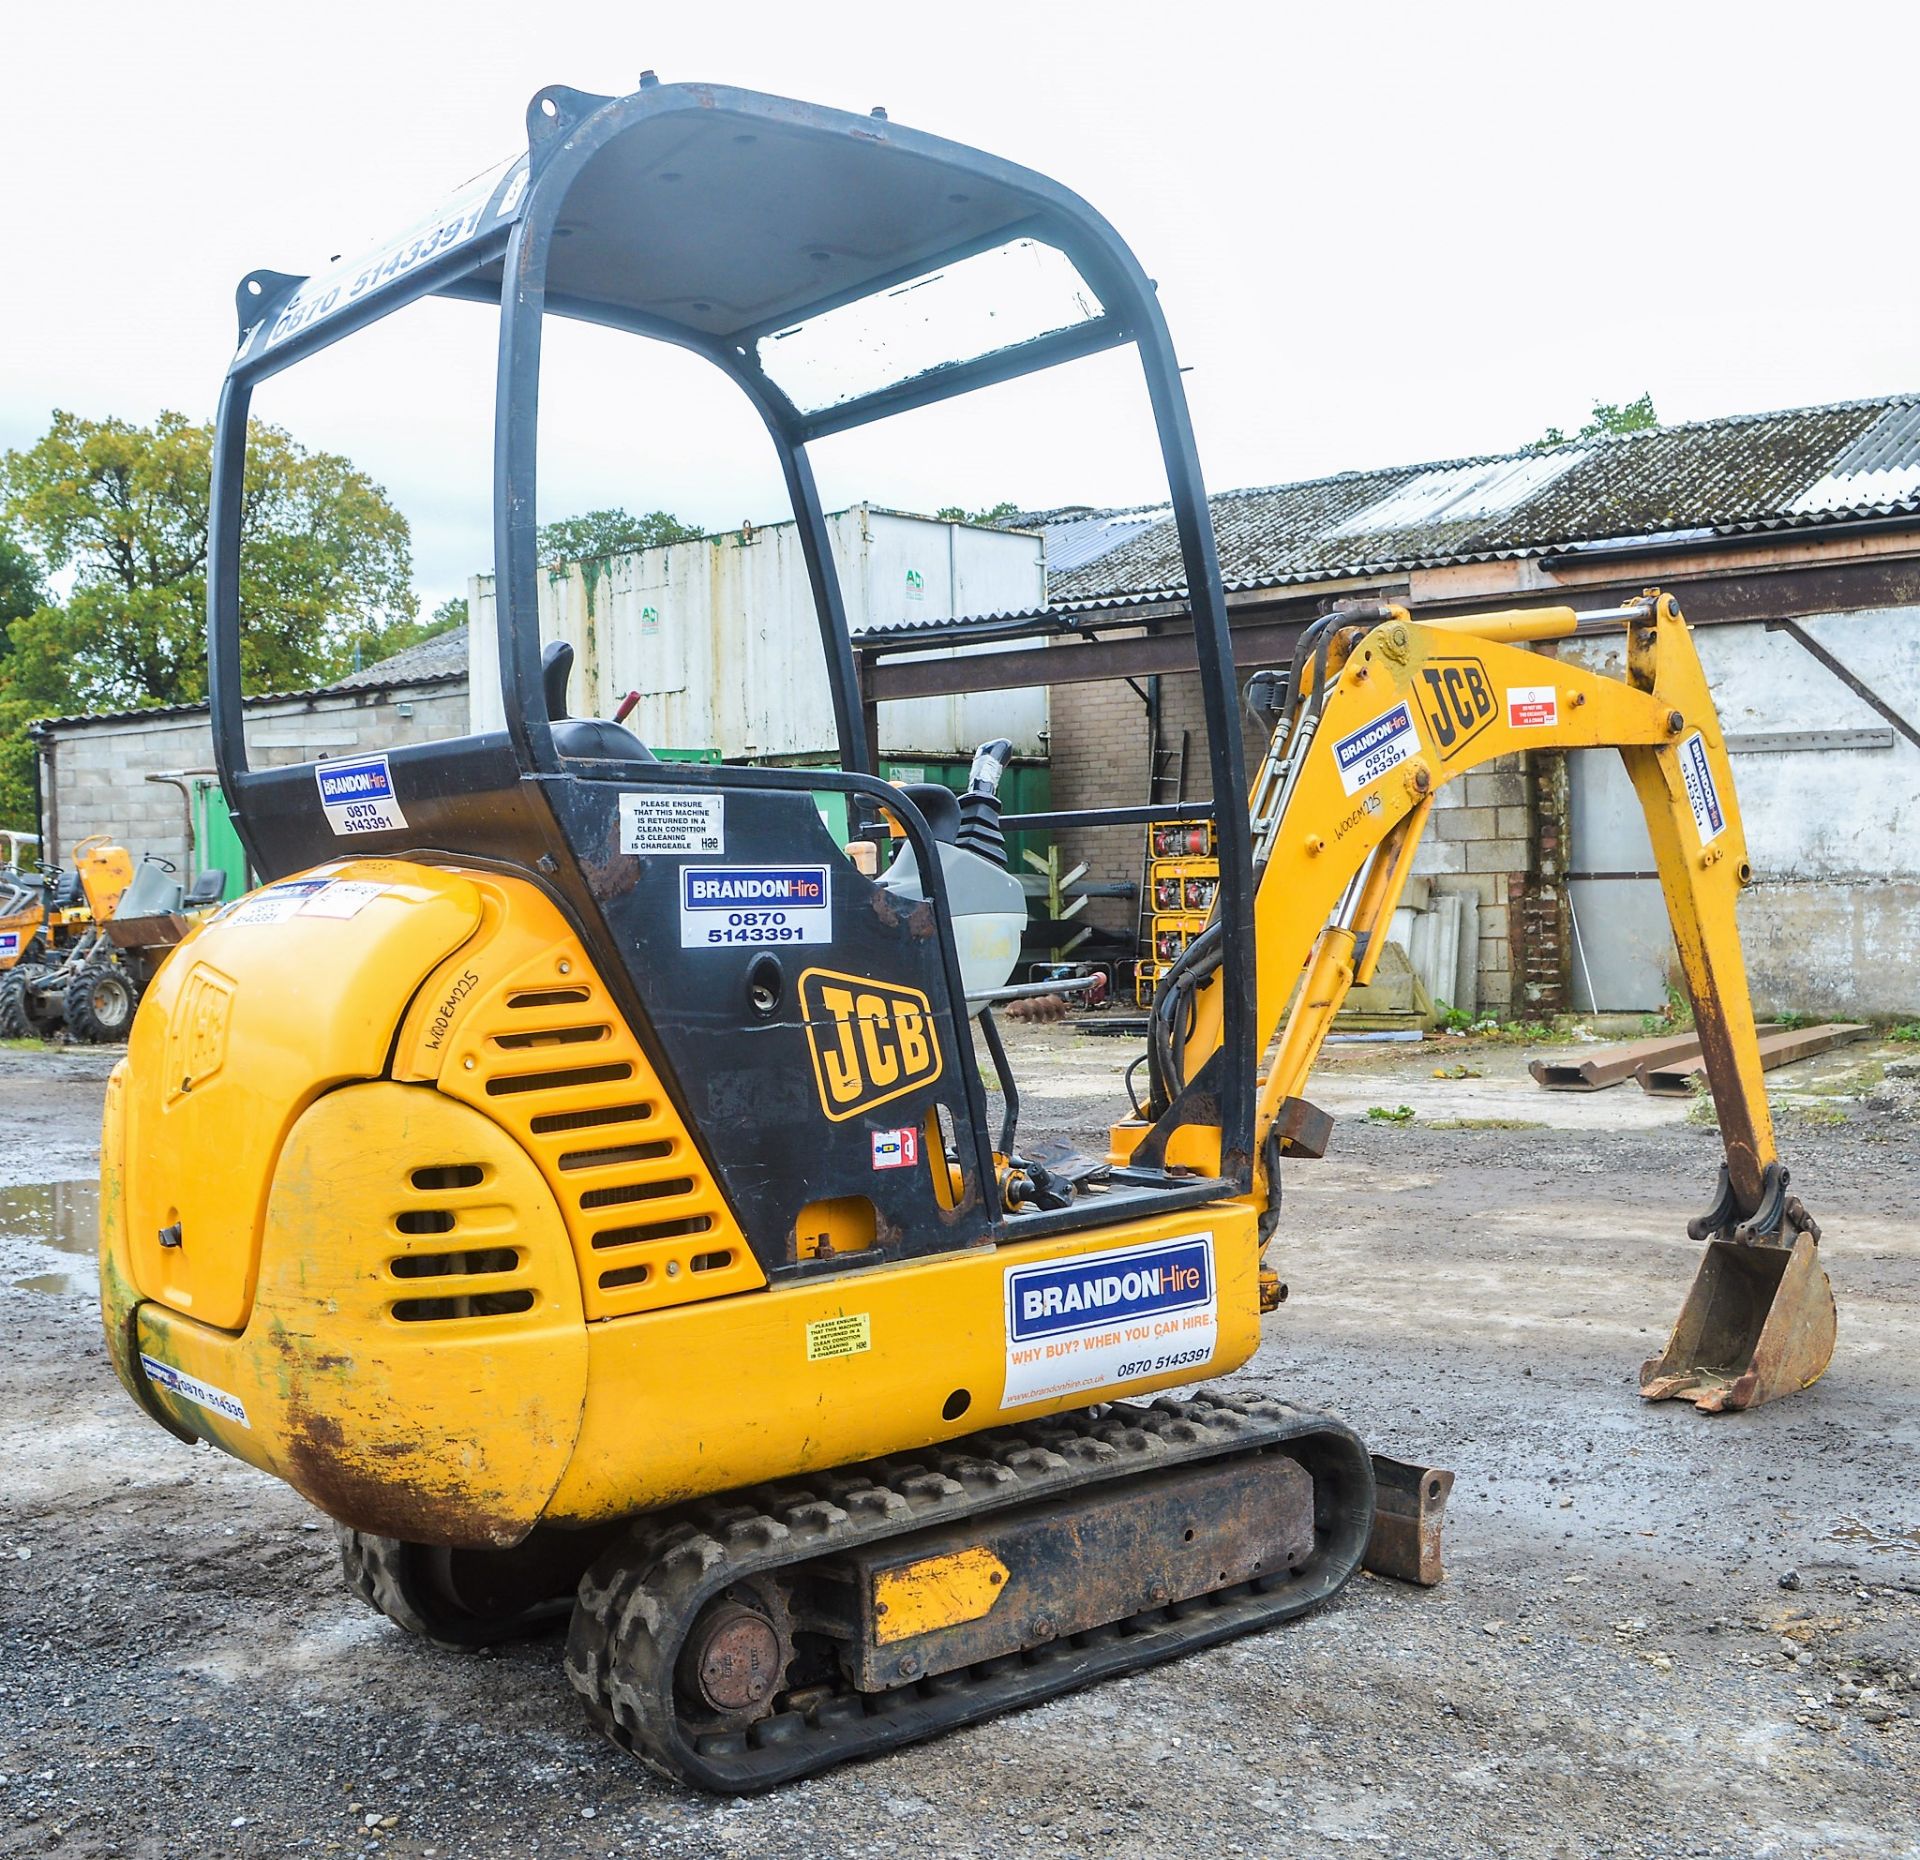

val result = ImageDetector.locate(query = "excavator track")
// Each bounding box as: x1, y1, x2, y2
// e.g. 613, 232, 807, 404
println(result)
565, 1391, 1374, 1791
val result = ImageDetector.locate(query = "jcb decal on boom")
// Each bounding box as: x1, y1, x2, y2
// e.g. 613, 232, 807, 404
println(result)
1415, 657, 1496, 759
798, 968, 943, 1121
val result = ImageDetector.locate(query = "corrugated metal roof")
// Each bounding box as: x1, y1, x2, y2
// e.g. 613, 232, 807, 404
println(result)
1040, 392, 1920, 606
328, 622, 469, 689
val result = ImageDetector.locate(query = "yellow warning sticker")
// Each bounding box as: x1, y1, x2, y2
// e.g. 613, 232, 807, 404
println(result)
806, 1312, 872, 1361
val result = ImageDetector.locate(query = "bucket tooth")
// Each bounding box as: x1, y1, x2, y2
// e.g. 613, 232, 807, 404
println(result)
1639, 1230, 1835, 1413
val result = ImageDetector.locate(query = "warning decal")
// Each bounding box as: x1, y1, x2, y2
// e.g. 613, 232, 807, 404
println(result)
806, 1312, 872, 1361
1679, 731, 1726, 845
1507, 685, 1559, 729
1331, 701, 1419, 796
1002, 1233, 1216, 1407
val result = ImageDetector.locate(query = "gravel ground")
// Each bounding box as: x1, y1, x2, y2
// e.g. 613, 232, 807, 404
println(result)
2, 1032, 1916, 1860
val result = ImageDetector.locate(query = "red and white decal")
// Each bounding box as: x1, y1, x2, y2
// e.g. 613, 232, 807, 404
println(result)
871, 1126, 920, 1170
1506, 685, 1559, 729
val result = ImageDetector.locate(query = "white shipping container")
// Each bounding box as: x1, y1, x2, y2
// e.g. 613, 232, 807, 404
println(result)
469, 505, 1047, 759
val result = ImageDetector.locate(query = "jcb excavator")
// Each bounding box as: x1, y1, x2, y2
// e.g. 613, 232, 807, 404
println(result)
100, 81, 1834, 1789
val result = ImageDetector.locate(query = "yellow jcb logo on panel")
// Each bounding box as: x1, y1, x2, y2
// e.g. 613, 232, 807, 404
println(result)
799, 968, 943, 1121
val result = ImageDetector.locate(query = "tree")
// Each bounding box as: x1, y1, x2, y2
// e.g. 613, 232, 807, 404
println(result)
0, 528, 41, 643
429, 594, 468, 629
2, 409, 418, 711
538, 507, 702, 563
1532, 393, 1658, 451
936, 501, 1020, 525
0, 409, 424, 830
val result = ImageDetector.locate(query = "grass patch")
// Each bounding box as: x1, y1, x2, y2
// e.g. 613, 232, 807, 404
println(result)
1890, 1021, 1920, 1044
1365, 1104, 1416, 1124
1427, 1116, 1546, 1131
0, 1037, 49, 1053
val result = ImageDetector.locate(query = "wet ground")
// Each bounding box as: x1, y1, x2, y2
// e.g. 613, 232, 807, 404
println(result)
2, 1033, 1916, 1859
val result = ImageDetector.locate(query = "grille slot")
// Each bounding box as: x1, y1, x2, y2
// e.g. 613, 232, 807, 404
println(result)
529, 1101, 653, 1135
485, 1062, 633, 1097
558, 1139, 673, 1172
395, 1209, 455, 1236
411, 1164, 484, 1191
507, 987, 590, 1009
592, 1215, 713, 1250
393, 1288, 535, 1322
690, 1249, 734, 1273
391, 1247, 518, 1279
598, 1263, 651, 1290
492, 1024, 609, 1051
579, 1177, 694, 1211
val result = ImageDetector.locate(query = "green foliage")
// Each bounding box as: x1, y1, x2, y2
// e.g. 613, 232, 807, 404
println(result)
1365, 1103, 1416, 1124
1434, 1000, 1474, 1032
1639, 982, 1696, 1037
430, 594, 469, 629
1533, 392, 1658, 451
935, 501, 1020, 525
1891, 1021, 1920, 1043
0, 527, 42, 637
538, 508, 701, 563
0, 408, 421, 830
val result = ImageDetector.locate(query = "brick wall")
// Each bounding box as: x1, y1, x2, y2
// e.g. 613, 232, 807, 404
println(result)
1047, 666, 1237, 942
38, 679, 468, 877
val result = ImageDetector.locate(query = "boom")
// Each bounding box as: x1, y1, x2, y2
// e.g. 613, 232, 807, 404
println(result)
1117, 591, 1834, 1412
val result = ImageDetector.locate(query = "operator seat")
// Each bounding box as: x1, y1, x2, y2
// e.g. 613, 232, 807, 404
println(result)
542, 640, 656, 762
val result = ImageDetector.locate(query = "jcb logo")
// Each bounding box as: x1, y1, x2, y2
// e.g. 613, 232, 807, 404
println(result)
1416, 656, 1496, 759
799, 968, 943, 1122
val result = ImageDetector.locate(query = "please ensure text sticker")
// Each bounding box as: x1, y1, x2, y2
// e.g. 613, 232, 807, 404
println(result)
619, 793, 725, 856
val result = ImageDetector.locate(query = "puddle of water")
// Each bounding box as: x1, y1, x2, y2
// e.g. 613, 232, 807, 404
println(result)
1827, 1513, 1920, 1556
3, 1178, 101, 1297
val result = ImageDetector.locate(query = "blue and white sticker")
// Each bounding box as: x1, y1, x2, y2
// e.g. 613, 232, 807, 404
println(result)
1679, 732, 1726, 846
1331, 701, 1419, 796
315, 754, 408, 836
1002, 1233, 1217, 1406
679, 865, 831, 948
140, 1353, 250, 1430
0, 930, 18, 961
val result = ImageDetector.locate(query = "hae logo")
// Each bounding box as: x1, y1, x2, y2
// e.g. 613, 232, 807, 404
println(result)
1007, 1237, 1213, 1343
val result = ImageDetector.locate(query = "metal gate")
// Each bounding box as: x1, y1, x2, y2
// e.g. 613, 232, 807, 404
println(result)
1565, 749, 1670, 1012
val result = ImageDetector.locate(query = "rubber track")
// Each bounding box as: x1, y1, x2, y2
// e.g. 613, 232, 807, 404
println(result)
565, 1391, 1374, 1791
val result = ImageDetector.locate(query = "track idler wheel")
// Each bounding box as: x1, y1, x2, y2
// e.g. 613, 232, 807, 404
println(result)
675, 1581, 796, 1733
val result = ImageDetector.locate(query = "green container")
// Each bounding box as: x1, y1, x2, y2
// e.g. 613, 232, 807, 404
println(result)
190, 779, 251, 900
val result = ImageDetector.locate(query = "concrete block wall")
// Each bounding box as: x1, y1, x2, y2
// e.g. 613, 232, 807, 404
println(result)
39, 679, 468, 877
1408, 752, 1542, 1017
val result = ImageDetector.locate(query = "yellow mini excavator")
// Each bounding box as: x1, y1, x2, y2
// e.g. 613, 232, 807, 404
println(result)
100, 80, 1834, 1790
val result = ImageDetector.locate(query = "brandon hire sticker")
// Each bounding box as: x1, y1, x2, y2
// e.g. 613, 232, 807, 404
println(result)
1331, 701, 1419, 796
680, 865, 830, 948
139, 1353, 250, 1429
1679, 732, 1726, 845
619, 792, 724, 856
315, 754, 408, 836
1002, 1232, 1216, 1407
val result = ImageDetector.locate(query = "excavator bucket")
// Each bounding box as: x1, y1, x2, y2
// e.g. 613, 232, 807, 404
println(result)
1639, 1231, 1836, 1413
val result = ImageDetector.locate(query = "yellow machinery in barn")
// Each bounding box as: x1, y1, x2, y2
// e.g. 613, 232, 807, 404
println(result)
99, 81, 1832, 1788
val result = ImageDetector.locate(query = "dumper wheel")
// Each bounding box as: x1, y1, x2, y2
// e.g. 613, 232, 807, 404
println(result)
0, 963, 58, 1040
338, 1525, 612, 1650
64, 962, 139, 1044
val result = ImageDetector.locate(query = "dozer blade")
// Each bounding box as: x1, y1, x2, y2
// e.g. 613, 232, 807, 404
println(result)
1639, 1230, 1836, 1413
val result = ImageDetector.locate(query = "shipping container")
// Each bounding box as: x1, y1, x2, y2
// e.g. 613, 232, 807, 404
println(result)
468, 505, 1046, 761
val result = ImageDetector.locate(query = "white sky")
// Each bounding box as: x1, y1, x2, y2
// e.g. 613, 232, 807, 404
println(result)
5, 0, 1918, 615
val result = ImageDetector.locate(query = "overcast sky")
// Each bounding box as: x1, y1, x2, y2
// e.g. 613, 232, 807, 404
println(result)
6, 1, 1917, 614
